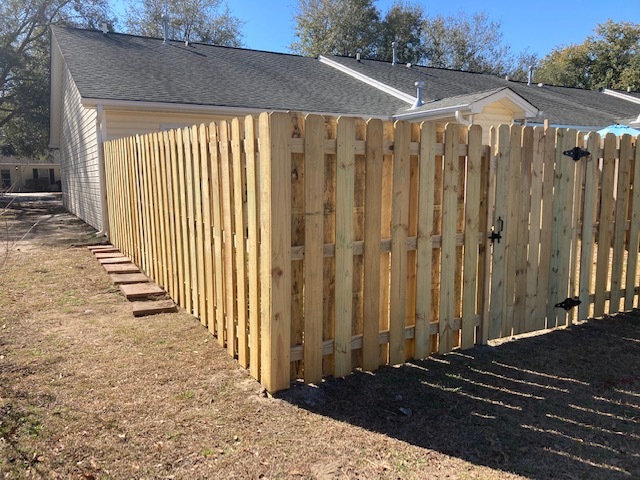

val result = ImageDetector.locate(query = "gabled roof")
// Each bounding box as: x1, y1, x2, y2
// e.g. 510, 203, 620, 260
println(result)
50, 26, 406, 117
321, 55, 640, 129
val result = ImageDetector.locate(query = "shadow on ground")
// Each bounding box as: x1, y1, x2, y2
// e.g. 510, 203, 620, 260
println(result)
279, 314, 640, 479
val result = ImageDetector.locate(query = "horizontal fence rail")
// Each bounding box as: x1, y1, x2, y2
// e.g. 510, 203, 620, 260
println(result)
103, 113, 640, 393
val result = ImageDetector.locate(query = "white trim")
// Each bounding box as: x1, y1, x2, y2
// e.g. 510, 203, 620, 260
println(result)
393, 104, 470, 121
318, 55, 415, 104
470, 88, 539, 117
455, 111, 472, 125
603, 88, 640, 105
95, 104, 109, 237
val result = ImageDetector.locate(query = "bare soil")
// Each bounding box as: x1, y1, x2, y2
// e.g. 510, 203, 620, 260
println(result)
0, 198, 638, 479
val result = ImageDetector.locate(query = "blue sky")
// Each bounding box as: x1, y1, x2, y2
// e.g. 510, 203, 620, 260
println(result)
115, 1, 640, 58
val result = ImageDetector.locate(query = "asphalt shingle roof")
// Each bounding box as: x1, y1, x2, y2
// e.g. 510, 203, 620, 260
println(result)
51, 26, 407, 117
325, 56, 640, 128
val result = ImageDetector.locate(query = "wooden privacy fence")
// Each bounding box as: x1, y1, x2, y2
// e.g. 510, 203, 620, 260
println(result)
103, 112, 640, 393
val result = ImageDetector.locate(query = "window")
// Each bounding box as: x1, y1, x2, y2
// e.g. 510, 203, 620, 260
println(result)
49, 168, 55, 184
1, 170, 10, 189
33, 168, 39, 179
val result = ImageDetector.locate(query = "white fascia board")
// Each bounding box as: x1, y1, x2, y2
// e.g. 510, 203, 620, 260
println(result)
603, 88, 640, 105
318, 55, 415, 104
80, 98, 392, 121
393, 104, 470, 121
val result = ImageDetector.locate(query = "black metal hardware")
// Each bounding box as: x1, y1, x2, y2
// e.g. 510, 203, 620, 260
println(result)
489, 216, 504, 244
554, 297, 581, 311
563, 147, 590, 161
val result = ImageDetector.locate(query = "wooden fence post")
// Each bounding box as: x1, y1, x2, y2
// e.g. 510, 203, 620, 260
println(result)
259, 112, 292, 393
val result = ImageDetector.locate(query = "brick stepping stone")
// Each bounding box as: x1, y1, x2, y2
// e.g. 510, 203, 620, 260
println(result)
110, 273, 149, 284
94, 251, 124, 259
120, 282, 164, 300
131, 300, 177, 317
103, 263, 140, 274
91, 247, 120, 254
99, 256, 131, 264
87, 244, 114, 251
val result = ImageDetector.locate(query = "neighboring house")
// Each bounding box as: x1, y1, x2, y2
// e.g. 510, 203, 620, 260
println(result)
0, 151, 60, 192
49, 26, 640, 233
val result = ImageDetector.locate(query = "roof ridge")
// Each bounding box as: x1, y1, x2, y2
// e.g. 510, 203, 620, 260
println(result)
51, 25, 308, 59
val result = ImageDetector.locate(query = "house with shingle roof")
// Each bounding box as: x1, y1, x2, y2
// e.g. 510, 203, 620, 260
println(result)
49, 26, 640, 232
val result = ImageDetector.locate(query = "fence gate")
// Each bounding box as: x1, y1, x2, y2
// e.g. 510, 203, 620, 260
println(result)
483, 125, 640, 343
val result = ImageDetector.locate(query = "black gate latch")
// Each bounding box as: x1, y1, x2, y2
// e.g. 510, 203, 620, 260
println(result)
489, 216, 503, 244
555, 297, 581, 311
563, 147, 590, 161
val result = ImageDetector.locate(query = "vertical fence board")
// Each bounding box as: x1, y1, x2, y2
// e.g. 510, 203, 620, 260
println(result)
303, 115, 325, 382
514, 127, 532, 334
439, 123, 459, 353
461, 125, 482, 349
525, 128, 545, 330
175, 129, 190, 311
323, 118, 337, 375
625, 137, 640, 310
244, 116, 261, 378
334, 116, 355, 377
154, 134, 169, 290
389, 121, 411, 363
219, 122, 237, 355
184, 128, 199, 316
414, 123, 436, 358
487, 125, 509, 340
208, 124, 226, 346
259, 112, 292, 393
163, 132, 178, 303
362, 119, 383, 370
609, 135, 632, 313
578, 133, 600, 320
199, 124, 214, 332
190, 126, 205, 324
594, 134, 617, 317
232, 119, 249, 367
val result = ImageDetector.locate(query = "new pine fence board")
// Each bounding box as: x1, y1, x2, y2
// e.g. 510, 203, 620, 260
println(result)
103, 117, 639, 395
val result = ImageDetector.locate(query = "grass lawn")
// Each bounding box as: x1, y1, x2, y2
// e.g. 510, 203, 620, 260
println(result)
0, 199, 638, 479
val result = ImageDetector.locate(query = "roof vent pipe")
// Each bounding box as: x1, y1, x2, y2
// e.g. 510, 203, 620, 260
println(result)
162, 15, 169, 43
101, 23, 108, 34
527, 65, 534, 86
392, 41, 398, 66
413, 80, 424, 108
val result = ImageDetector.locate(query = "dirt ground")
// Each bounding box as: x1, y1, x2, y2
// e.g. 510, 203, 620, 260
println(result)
0, 196, 638, 479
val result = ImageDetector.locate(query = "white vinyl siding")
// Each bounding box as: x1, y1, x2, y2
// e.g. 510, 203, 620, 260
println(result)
475, 104, 515, 144
104, 110, 238, 141
59, 63, 101, 230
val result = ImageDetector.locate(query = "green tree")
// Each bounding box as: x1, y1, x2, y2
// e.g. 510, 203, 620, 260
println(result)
536, 20, 640, 90
290, 0, 381, 57
123, 0, 244, 46
421, 12, 511, 74
377, 1, 425, 64
0, 0, 113, 157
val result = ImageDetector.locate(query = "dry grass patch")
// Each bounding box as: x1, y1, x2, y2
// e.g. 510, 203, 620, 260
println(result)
0, 201, 638, 479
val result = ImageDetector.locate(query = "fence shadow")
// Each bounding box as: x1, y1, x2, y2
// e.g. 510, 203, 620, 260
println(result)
278, 314, 640, 479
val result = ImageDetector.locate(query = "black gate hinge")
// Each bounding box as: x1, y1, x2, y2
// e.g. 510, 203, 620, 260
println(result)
555, 297, 581, 311
563, 147, 590, 161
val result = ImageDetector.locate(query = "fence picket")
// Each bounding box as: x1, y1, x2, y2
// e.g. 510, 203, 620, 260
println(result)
208, 124, 226, 345
334, 116, 355, 377
231, 119, 249, 367
625, 135, 640, 310
244, 116, 261, 378
609, 135, 632, 313
259, 112, 291, 393
578, 133, 600, 320
439, 123, 459, 353
594, 134, 617, 317
461, 125, 482, 348
389, 121, 411, 362
414, 123, 436, 357
199, 124, 214, 332
514, 127, 532, 334
304, 115, 325, 381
